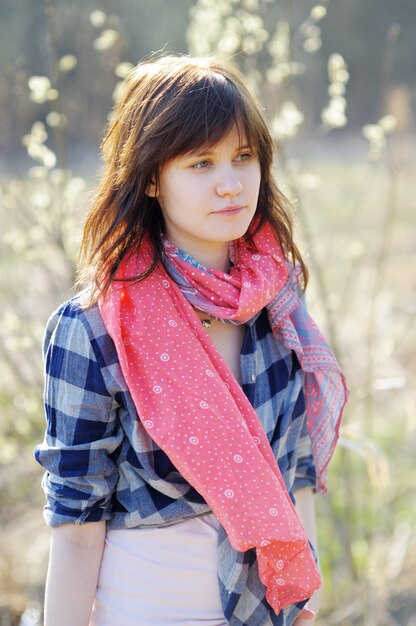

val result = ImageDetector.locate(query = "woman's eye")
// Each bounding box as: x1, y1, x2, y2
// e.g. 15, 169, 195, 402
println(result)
236, 152, 252, 163
191, 160, 211, 170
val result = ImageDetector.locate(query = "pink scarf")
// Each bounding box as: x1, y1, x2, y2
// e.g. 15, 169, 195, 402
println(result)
99, 223, 347, 614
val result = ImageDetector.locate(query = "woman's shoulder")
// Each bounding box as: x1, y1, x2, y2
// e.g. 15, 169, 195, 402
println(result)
43, 289, 111, 362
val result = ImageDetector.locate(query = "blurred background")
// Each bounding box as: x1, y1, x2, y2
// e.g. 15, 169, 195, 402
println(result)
1, 0, 415, 624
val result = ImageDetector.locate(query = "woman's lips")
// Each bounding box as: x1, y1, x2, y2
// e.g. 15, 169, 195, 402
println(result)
214, 205, 245, 215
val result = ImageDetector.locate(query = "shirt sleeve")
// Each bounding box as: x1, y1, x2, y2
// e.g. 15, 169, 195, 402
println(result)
35, 300, 123, 527
293, 415, 317, 492
286, 262, 318, 492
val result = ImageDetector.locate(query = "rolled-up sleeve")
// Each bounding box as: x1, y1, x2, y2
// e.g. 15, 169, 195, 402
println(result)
35, 301, 123, 527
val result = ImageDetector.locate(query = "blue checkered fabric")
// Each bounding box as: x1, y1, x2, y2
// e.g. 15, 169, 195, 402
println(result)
35, 293, 317, 625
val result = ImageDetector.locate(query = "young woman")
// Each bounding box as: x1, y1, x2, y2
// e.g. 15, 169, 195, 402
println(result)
35, 54, 347, 626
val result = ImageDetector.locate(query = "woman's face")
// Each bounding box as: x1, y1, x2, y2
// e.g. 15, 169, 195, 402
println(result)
150, 126, 261, 260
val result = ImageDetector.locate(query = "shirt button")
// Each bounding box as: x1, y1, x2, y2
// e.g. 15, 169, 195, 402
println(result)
251, 374, 256, 382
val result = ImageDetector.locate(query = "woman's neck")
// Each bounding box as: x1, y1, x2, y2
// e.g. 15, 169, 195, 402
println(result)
195, 247, 230, 272
167, 238, 231, 273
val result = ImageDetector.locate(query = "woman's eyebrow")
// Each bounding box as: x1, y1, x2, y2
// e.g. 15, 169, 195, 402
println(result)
187, 143, 252, 157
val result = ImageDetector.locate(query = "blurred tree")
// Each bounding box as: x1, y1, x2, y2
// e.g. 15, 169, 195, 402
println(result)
0, 0, 415, 170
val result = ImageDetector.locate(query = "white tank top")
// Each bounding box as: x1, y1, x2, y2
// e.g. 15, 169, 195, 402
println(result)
90, 514, 227, 626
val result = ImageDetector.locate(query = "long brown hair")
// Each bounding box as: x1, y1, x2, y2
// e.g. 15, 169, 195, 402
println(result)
77, 54, 308, 302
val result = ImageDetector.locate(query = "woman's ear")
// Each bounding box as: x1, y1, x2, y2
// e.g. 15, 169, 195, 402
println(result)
146, 179, 158, 197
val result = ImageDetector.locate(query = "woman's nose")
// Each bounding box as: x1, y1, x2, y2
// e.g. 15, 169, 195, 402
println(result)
216, 167, 243, 197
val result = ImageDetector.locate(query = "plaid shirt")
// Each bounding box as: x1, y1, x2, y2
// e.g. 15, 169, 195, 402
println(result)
35, 293, 317, 626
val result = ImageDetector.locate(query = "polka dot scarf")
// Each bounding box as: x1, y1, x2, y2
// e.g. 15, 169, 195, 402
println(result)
99, 222, 347, 614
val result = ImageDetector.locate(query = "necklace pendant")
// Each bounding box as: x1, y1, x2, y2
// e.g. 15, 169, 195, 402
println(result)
201, 319, 212, 329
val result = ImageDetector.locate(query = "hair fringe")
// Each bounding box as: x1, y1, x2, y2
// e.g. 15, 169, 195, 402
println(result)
76, 54, 308, 307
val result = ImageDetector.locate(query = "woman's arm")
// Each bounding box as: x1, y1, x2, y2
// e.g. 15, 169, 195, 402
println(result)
294, 487, 322, 624
44, 521, 106, 626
